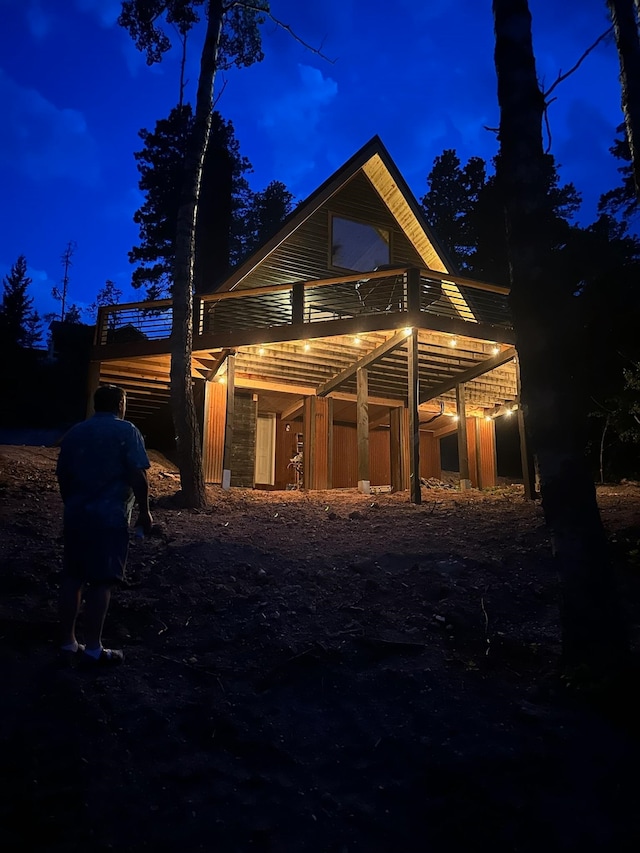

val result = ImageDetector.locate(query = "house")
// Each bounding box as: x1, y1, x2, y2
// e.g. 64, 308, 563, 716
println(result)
92, 137, 527, 502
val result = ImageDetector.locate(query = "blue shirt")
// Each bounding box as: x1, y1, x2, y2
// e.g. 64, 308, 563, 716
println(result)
57, 412, 150, 530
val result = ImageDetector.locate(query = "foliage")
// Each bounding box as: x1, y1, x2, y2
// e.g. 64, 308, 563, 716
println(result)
118, 0, 268, 69
130, 105, 293, 297
598, 123, 638, 223
421, 147, 581, 288
420, 149, 486, 270
0, 255, 42, 349
233, 180, 295, 261
130, 105, 258, 298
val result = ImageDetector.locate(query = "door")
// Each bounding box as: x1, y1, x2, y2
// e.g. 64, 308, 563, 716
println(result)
254, 413, 276, 485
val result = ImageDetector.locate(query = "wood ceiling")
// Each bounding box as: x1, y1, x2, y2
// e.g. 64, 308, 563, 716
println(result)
99, 328, 517, 429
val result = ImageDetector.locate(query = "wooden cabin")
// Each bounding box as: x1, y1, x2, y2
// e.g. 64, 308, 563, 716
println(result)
92, 137, 525, 503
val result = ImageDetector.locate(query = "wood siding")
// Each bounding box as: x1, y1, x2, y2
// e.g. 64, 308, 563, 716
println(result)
233, 173, 425, 291
202, 380, 226, 484
475, 417, 497, 488
420, 432, 441, 479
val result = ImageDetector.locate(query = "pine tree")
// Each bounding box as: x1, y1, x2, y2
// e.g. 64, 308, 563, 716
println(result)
0, 255, 42, 349
130, 105, 253, 299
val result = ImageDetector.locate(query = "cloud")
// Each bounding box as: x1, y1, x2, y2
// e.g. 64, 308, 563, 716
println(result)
258, 64, 338, 187
0, 69, 100, 185
26, 1, 52, 40
74, 0, 120, 28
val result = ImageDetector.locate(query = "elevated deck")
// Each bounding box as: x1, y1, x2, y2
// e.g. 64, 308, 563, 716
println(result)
93, 267, 515, 426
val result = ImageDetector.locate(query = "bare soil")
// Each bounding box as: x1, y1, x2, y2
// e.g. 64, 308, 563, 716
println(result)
2, 445, 640, 852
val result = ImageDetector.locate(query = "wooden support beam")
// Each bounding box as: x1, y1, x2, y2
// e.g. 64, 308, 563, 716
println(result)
357, 367, 370, 494
318, 329, 411, 397
329, 391, 404, 407
222, 355, 235, 490
456, 383, 471, 491
204, 348, 234, 382
281, 397, 305, 422
234, 376, 317, 396
420, 346, 517, 404
407, 328, 421, 504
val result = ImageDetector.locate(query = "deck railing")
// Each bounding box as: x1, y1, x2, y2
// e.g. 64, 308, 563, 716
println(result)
95, 268, 512, 348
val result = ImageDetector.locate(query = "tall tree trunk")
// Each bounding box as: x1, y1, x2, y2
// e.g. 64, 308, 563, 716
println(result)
171, 0, 224, 508
608, 0, 640, 199
492, 0, 628, 673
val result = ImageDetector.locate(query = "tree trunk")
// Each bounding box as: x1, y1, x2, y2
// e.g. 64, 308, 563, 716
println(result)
170, 0, 224, 508
492, 0, 628, 673
608, 0, 640, 200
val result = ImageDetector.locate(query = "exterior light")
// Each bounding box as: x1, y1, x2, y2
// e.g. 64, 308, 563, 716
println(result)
505, 409, 513, 417
354, 336, 361, 345
404, 327, 413, 335
449, 338, 457, 347
485, 415, 493, 422
218, 376, 227, 385
304, 342, 310, 352
258, 347, 265, 356
492, 346, 500, 355
453, 415, 460, 422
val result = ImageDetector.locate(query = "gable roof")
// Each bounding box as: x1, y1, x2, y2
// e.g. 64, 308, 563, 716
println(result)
213, 135, 458, 294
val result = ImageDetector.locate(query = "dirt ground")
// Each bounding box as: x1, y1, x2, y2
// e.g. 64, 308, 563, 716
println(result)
2, 444, 640, 852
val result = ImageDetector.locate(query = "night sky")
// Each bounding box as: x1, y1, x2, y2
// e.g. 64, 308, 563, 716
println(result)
0, 0, 625, 322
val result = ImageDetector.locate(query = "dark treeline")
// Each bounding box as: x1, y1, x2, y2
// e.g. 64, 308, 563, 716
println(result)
420, 131, 640, 481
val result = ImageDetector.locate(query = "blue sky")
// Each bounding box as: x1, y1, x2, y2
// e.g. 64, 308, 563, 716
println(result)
0, 0, 625, 322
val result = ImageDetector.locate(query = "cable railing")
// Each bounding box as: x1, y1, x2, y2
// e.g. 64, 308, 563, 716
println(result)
95, 268, 512, 348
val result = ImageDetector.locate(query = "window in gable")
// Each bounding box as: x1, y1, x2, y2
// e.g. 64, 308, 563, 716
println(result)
330, 215, 390, 272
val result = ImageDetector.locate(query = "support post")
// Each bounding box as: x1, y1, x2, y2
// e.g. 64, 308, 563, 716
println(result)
222, 354, 235, 490
515, 356, 536, 499
357, 367, 370, 494
407, 328, 421, 504
456, 382, 471, 491
291, 282, 305, 325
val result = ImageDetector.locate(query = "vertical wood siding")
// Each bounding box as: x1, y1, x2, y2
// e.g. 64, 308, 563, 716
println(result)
234, 174, 426, 291
202, 380, 226, 484
420, 432, 441, 479
476, 417, 497, 488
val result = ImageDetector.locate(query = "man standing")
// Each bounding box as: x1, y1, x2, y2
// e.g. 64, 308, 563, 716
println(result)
56, 384, 153, 666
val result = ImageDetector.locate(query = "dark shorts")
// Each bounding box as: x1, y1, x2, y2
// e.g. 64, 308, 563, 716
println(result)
63, 526, 129, 585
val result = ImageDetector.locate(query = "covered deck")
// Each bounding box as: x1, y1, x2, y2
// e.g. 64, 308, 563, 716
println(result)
92, 266, 527, 501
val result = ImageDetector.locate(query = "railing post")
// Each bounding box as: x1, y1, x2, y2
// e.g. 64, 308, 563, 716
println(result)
291, 282, 305, 325
95, 306, 108, 345
193, 296, 204, 337
406, 267, 421, 319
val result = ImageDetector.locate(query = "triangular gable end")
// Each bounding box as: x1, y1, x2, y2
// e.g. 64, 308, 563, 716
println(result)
212, 136, 477, 323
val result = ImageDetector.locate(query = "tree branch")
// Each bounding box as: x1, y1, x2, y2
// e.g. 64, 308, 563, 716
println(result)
544, 27, 614, 100
224, 1, 335, 63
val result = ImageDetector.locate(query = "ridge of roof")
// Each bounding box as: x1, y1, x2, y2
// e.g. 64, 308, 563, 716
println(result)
207, 135, 457, 294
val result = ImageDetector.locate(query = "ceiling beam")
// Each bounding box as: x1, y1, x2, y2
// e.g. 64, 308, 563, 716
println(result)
204, 348, 235, 381
317, 329, 411, 397
281, 398, 305, 421
419, 346, 517, 404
